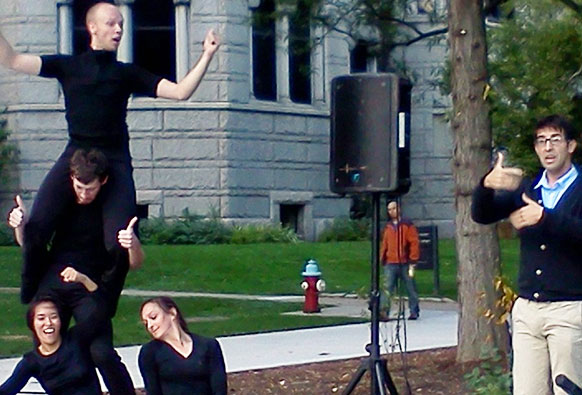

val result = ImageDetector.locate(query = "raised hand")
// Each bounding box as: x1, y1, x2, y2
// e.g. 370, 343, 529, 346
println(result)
509, 193, 543, 230
203, 29, 220, 56
118, 216, 138, 249
484, 152, 524, 191
8, 195, 26, 229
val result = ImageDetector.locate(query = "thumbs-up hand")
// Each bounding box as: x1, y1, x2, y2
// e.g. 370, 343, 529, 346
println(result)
8, 195, 26, 229
118, 216, 138, 249
509, 193, 543, 230
484, 152, 524, 191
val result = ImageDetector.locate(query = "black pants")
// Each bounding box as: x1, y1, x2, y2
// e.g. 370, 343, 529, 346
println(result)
21, 143, 136, 307
36, 278, 135, 395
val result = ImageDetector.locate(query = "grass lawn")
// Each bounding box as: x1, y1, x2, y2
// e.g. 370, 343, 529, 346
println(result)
0, 238, 520, 357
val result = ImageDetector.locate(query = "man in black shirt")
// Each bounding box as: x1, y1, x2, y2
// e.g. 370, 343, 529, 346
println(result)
0, 2, 219, 303
9, 149, 144, 395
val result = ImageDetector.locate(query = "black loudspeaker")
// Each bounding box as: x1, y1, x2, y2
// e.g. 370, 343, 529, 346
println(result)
330, 73, 411, 194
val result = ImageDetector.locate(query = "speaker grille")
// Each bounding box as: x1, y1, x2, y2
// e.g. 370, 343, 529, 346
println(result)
330, 73, 410, 194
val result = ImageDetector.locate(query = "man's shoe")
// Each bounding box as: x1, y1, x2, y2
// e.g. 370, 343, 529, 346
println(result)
408, 312, 419, 320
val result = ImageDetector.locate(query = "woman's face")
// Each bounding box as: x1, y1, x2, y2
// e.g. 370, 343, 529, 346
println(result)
141, 302, 175, 340
33, 301, 61, 348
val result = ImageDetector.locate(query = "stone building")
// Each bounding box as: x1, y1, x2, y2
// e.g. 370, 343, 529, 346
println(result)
0, 0, 454, 240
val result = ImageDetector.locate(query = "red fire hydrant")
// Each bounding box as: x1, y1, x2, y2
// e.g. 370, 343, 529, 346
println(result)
301, 259, 326, 313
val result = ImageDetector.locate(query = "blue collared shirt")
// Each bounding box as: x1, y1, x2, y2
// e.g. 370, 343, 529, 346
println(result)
534, 165, 579, 209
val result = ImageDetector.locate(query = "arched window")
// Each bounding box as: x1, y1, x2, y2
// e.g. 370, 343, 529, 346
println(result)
133, 0, 176, 81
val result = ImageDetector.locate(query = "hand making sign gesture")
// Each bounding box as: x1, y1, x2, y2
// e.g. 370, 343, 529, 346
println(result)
509, 193, 544, 230
484, 152, 524, 191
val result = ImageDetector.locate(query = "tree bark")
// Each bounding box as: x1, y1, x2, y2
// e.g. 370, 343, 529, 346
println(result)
448, 0, 509, 362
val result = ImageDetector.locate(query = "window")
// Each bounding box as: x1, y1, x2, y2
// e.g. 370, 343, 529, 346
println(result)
136, 204, 149, 219
280, 204, 304, 237
252, 0, 277, 101
351, 41, 370, 73
288, 0, 311, 104
133, 0, 176, 81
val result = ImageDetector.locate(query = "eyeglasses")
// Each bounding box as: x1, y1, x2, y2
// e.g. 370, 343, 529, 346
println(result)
534, 135, 566, 146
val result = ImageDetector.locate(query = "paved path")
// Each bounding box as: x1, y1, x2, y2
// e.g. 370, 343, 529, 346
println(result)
0, 291, 458, 393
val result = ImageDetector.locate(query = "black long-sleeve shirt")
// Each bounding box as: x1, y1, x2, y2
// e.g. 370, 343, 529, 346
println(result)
0, 326, 101, 395
138, 333, 227, 395
40, 49, 162, 148
472, 168, 582, 301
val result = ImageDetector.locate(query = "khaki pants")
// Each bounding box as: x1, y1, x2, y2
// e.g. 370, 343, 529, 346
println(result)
512, 298, 582, 395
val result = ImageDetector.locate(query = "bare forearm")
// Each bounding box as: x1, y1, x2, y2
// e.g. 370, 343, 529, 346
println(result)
156, 51, 214, 100
79, 274, 98, 292
128, 239, 145, 269
0, 31, 41, 74
14, 227, 24, 246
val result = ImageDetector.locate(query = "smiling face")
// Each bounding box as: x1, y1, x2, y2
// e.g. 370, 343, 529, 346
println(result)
534, 126, 576, 182
141, 302, 176, 341
32, 301, 62, 352
87, 3, 123, 51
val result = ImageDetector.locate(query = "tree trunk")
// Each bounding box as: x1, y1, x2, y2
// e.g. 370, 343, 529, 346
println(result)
448, 0, 509, 362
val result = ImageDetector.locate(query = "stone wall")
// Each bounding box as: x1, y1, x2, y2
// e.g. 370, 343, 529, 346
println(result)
0, 0, 454, 240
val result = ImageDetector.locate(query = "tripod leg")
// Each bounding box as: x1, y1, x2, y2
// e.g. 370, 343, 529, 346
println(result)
342, 359, 369, 395
378, 359, 398, 395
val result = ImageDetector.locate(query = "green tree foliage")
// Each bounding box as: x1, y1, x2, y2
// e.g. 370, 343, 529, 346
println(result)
488, 0, 582, 174
0, 119, 17, 185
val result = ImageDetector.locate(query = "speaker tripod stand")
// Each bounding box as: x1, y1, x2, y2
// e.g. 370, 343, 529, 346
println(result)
343, 192, 398, 395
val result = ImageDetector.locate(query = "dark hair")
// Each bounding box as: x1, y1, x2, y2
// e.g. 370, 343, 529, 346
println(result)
70, 149, 108, 184
535, 114, 579, 141
26, 297, 65, 345
140, 296, 189, 333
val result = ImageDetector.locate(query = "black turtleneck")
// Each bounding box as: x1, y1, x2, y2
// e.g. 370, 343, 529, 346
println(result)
39, 49, 162, 149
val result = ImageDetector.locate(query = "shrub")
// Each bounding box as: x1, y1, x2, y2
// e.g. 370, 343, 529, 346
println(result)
139, 209, 299, 245
230, 224, 299, 244
139, 209, 232, 245
317, 217, 370, 242
0, 223, 16, 246
464, 347, 511, 395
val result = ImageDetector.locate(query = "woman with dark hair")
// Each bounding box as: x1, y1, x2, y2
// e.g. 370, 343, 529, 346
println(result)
138, 296, 227, 395
0, 296, 101, 395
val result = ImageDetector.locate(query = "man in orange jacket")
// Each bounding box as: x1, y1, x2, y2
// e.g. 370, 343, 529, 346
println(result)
380, 200, 420, 320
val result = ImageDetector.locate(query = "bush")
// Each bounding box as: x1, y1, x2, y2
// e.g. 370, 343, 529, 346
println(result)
139, 209, 232, 245
464, 347, 511, 395
139, 209, 299, 245
0, 223, 16, 246
317, 217, 370, 242
230, 224, 299, 244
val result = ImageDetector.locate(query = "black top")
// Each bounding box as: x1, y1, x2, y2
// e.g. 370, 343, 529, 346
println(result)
138, 333, 227, 395
49, 195, 109, 282
40, 49, 162, 148
0, 326, 101, 395
472, 168, 582, 301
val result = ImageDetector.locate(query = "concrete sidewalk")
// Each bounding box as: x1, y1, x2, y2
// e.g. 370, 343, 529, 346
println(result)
0, 294, 458, 393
